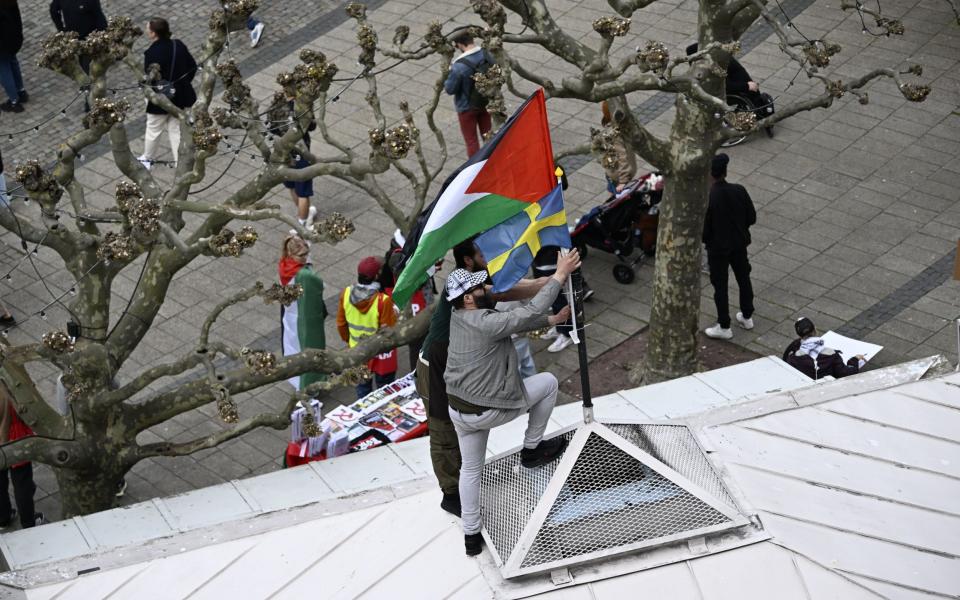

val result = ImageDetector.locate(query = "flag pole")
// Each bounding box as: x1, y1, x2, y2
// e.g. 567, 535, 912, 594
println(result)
556, 167, 593, 424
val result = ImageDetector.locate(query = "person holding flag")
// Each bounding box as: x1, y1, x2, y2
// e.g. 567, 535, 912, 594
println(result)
445, 250, 581, 556
390, 89, 586, 526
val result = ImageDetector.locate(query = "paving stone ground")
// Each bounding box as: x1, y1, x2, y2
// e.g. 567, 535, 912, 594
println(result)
0, 0, 957, 522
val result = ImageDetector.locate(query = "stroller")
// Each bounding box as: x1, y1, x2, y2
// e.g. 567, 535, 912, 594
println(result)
571, 172, 664, 284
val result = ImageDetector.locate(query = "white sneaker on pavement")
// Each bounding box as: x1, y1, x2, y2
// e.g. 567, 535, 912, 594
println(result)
306, 205, 317, 227
704, 324, 733, 339
542, 326, 559, 339
735, 312, 754, 330
137, 155, 152, 171
250, 22, 265, 48
547, 334, 574, 353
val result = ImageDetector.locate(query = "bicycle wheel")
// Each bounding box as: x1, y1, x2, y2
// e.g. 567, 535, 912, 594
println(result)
721, 92, 753, 148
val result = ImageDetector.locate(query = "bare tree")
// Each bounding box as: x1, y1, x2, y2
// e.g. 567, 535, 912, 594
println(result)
0, 2, 454, 517
464, 0, 930, 382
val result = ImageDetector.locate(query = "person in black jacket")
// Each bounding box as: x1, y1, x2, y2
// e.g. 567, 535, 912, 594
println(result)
49, 0, 107, 40
0, 0, 28, 113
138, 18, 197, 169
686, 43, 773, 137
703, 153, 756, 340
782, 317, 865, 380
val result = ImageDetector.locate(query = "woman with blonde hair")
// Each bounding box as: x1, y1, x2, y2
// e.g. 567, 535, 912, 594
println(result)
278, 235, 326, 390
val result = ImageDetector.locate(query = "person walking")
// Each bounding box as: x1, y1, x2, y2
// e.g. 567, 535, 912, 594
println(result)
337, 256, 398, 398
0, 381, 42, 529
703, 153, 756, 340
443, 32, 493, 158
282, 150, 317, 231
246, 15, 265, 48
138, 18, 197, 169
278, 235, 326, 390
50, 0, 108, 112
445, 249, 580, 556
782, 317, 865, 380
0, 0, 28, 113
49, 0, 108, 48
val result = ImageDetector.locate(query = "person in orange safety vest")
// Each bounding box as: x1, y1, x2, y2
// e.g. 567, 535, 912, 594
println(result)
337, 256, 398, 398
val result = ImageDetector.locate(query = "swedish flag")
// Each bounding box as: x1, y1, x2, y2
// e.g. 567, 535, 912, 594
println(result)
475, 184, 571, 293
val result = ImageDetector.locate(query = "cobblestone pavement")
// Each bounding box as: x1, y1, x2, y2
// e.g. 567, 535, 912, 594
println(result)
0, 0, 956, 522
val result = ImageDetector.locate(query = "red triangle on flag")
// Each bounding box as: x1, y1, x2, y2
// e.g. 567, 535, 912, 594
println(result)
465, 89, 556, 204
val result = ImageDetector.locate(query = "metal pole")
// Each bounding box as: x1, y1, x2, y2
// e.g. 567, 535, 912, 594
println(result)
571, 268, 593, 423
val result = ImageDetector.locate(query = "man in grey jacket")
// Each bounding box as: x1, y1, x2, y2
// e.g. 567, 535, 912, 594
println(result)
445, 250, 581, 556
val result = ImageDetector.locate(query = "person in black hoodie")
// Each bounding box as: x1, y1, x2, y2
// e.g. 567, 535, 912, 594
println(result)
782, 317, 865, 380
0, 0, 28, 113
49, 0, 107, 40
138, 18, 197, 169
703, 153, 756, 340
50, 1, 107, 74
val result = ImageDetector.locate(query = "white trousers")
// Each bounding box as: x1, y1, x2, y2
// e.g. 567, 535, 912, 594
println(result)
449, 372, 558, 535
143, 113, 181, 163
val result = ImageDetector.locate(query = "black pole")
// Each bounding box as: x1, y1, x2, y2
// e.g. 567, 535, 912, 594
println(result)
571, 268, 593, 420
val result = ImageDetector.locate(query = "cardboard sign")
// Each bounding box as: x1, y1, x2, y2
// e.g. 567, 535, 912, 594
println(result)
821, 331, 883, 362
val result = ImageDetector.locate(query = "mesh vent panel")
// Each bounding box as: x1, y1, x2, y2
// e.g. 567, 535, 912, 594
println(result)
519, 433, 731, 568
480, 430, 576, 563
606, 424, 736, 508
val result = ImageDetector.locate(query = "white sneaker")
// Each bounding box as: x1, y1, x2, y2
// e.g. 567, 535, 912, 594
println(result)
542, 326, 559, 339
137, 155, 152, 171
547, 335, 574, 353
306, 205, 317, 227
704, 324, 733, 339
736, 312, 754, 330
250, 22, 265, 48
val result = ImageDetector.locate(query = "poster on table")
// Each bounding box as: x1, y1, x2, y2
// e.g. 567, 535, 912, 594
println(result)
290, 372, 427, 461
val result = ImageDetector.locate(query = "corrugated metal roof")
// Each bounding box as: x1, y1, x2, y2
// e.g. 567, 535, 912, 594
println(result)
6, 358, 956, 600
702, 370, 960, 599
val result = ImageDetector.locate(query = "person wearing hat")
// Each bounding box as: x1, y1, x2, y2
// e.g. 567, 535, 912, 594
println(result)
782, 317, 865, 380
337, 256, 398, 398
703, 152, 757, 340
445, 249, 580, 556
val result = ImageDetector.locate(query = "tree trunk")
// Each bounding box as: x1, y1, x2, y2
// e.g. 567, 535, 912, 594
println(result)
637, 165, 710, 382
55, 463, 125, 518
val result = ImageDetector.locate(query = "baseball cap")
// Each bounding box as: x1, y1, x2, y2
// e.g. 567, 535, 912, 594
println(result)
357, 256, 383, 280
446, 268, 488, 302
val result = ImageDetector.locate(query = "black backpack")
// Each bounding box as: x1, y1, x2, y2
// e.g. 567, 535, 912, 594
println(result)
462, 51, 493, 110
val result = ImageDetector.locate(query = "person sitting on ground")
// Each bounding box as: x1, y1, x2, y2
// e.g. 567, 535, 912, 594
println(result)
445, 250, 581, 557
782, 317, 865, 380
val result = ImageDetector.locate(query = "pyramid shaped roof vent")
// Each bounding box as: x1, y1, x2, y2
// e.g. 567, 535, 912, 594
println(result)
481, 422, 752, 579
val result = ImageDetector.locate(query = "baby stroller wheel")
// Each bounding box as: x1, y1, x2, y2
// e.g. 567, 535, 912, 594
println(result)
613, 264, 635, 284
721, 92, 752, 148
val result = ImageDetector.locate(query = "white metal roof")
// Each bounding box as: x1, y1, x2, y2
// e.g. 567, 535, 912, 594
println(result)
2, 356, 956, 600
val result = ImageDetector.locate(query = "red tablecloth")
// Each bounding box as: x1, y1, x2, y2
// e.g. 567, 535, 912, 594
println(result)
285, 421, 428, 467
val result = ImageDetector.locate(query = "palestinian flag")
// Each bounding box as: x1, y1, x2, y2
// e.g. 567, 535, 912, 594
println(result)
392, 88, 556, 307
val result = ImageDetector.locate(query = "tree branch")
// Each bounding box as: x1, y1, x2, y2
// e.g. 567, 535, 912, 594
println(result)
128, 306, 433, 431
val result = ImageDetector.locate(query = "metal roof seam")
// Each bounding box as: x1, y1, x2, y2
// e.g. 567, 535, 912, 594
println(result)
755, 508, 960, 559
736, 424, 960, 483
716, 460, 960, 520
816, 406, 960, 444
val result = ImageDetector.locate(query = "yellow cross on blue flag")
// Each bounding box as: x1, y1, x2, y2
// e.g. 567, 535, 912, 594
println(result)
475, 183, 572, 293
